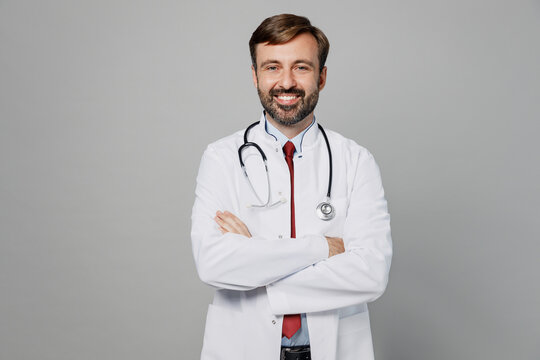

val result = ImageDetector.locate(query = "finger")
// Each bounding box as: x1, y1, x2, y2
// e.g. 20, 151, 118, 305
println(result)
216, 210, 232, 222
218, 211, 252, 237
239, 223, 252, 237
215, 215, 245, 236
224, 212, 249, 234
223, 210, 241, 222
215, 216, 235, 233
216, 212, 234, 226
220, 211, 244, 233
218, 211, 238, 225
225, 211, 241, 223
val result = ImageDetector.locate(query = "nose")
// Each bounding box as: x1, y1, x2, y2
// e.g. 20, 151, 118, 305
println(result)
277, 68, 297, 89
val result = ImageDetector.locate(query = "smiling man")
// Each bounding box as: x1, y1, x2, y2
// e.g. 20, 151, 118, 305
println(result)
191, 14, 392, 360
253, 31, 325, 132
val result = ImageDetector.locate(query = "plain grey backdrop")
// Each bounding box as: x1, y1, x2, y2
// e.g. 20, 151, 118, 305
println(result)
1, 0, 539, 359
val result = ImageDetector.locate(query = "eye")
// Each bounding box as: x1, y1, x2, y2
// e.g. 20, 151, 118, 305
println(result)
266, 65, 278, 71
295, 65, 310, 71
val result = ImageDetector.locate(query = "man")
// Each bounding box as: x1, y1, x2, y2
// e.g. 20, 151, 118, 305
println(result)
191, 14, 392, 360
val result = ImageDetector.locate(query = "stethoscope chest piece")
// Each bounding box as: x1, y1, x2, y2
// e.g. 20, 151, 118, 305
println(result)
316, 201, 335, 221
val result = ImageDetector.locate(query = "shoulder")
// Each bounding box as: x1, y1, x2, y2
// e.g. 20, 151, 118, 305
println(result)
322, 127, 375, 164
196, 129, 245, 181
200, 128, 246, 165
206, 129, 244, 153
322, 127, 384, 186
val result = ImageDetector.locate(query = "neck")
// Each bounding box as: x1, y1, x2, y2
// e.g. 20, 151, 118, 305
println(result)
266, 112, 314, 139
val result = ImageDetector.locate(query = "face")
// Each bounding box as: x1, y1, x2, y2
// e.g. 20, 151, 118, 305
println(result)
252, 33, 327, 127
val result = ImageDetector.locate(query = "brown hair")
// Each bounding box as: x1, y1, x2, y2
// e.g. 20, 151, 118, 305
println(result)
249, 14, 330, 72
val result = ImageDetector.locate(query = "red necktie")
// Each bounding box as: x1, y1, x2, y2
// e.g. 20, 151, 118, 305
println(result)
282, 141, 301, 339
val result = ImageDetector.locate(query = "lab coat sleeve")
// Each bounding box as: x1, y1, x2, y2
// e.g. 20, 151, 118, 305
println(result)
266, 151, 393, 314
191, 145, 329, 291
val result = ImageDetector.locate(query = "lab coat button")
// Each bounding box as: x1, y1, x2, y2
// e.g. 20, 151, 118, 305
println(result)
272, 320, 276, 325
278, 235, 283, 239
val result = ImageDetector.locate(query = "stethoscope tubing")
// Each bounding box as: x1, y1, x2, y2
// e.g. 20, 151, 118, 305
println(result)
317, 123, 332, 199
238, 121, 334, 218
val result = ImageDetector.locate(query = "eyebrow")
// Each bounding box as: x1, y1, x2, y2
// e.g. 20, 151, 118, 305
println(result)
259, 59, 316, 68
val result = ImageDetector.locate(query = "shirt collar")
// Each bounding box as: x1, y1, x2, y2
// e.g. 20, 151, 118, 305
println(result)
264, 112, 316, 156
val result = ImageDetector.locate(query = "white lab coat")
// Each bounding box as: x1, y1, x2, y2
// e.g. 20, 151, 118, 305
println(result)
191, 113, 392, 360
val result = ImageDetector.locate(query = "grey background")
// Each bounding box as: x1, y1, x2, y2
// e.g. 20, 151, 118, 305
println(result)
1, 0, 539, 359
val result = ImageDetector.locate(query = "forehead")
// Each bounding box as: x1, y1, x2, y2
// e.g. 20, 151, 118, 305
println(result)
255, 32, 319, 66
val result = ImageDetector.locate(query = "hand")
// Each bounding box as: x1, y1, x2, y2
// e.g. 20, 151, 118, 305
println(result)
214, 211, 252, 238
326, 236, 345, 257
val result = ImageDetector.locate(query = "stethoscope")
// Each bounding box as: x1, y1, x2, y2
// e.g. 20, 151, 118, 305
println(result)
238, 121, 335, 221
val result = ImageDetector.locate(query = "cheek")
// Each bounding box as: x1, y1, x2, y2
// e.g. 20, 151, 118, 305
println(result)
300, 79, 320, 94
256, 78, 274, 92
297, 73, 319, 87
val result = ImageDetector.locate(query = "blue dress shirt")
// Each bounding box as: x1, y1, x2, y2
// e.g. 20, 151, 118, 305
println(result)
264, 114, 314, 347
264, 116, 315, 157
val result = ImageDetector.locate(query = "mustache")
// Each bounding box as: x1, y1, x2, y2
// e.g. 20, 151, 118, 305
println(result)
269, 88, 305, 97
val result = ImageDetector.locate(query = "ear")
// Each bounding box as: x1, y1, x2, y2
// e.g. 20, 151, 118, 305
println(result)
251, 65, 258, 88
318, 66, 327, 91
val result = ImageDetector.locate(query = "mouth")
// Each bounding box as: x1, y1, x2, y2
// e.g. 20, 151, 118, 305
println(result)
274, 94, 301, 106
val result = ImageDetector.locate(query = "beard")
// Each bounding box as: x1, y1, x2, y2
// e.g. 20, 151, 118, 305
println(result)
257, 86, 319, 126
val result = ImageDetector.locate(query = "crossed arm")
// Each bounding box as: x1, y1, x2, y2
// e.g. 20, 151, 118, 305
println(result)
214, 210, 345, 257
192, 146, 392, 314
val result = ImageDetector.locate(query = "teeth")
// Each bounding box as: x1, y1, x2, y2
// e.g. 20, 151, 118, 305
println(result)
277, 95, 297, 100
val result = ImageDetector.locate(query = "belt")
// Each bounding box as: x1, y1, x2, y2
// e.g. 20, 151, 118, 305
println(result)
280, 346, 311, 360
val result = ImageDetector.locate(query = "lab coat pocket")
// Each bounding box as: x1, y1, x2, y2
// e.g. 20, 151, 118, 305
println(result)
200, 304, 244, 360
336, 310, 374, 360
